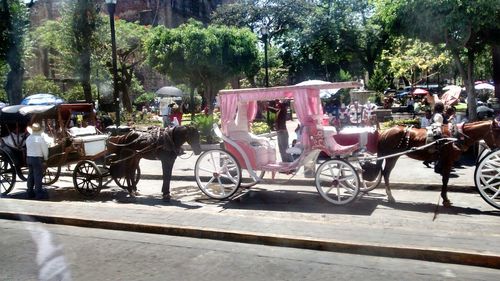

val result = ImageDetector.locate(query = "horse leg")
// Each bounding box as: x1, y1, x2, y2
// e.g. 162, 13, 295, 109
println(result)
440, 161, 454, 207
382, 157, 399, 203
161, 154, 177, 201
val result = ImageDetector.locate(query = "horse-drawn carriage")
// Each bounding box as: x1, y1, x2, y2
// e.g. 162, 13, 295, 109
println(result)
193, 82, 500, 209
0, 103, 137, 197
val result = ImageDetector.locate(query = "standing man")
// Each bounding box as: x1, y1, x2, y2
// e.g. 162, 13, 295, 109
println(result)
268, 99, 293, 162
26, 123, 49, 199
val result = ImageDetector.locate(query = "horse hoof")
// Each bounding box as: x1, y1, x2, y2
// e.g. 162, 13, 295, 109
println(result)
442, 200, 453, 207
162, 194, 171, 202
388, 196, 396, 203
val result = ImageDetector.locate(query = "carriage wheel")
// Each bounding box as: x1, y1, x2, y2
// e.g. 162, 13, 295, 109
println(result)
0, 153, 16, 196
240, 170, 265, 188
348, 160, 382, 193
73, 160, 102, 198
113, 166, 141, 189
43, 166, 61, 186
359, 170, 382, 193
474, 149, 500, 209
195, 149, 241, 199
315, 159, 360, 205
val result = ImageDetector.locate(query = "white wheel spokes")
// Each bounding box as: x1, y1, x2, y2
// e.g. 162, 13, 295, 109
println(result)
195, 150, 241, 199
316, 160, 359, 205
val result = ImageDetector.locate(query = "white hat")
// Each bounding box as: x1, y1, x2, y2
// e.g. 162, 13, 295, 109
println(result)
28, 123, 43, 134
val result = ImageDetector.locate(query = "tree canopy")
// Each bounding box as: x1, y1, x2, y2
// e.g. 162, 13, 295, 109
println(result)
145, 20, 259, 112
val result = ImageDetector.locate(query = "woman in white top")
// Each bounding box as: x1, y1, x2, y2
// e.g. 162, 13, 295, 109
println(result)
432, 102, 445, 125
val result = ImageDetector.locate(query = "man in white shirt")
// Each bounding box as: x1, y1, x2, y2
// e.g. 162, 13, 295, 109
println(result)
420, 110, 433, 128
26, 123, 49, 199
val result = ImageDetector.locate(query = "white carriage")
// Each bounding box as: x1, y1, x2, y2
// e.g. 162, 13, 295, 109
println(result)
194, 82, 381, 205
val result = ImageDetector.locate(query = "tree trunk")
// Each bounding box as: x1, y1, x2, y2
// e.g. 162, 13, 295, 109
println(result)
120, 66, 133, 112
465, 50, 477, 121
6, 64, 24, 105
493, 45, 500, 102
451, 48, 477, 120
81, 51, 93, 102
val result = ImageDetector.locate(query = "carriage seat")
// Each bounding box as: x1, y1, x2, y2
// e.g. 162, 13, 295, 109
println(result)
68, 126, 108, 156
68, 125, 98, 137
227, 130, 276, 167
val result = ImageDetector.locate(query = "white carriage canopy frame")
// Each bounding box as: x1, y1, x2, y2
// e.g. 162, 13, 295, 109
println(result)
218, 81, 362, 149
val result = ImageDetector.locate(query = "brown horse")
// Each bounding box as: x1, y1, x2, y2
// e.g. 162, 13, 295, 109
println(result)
376, 119, 500, 207
107, 125, 202, 200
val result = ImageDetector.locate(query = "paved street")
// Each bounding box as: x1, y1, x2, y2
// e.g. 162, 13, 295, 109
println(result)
3, 220, 499, 281
1, 148, 499, 269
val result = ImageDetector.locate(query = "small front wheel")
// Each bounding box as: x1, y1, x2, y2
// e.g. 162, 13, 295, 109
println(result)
240, 170, 265, 188
73, 160, 102, 198
315, 159, 360, 205
113, 166, 141, 189
195, 149, 241, 199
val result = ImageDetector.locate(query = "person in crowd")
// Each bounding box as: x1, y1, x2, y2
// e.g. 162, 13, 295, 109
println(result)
432, 102, 445, 125
169, 103, 183, 126
268, 99, 293, 162
420, 109, 433, 128
26, 123, 49, 199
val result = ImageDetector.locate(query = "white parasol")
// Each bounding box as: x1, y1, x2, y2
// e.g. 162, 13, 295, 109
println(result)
155, 86, 184, 97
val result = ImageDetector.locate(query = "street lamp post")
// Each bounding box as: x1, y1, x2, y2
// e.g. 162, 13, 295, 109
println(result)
260, 26, 269, 88
105, 0, 120, 126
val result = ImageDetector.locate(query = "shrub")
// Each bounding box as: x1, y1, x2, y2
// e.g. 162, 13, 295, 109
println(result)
250, 121, 270, 135
191, 113, 220, 144
381, 118, 420, 130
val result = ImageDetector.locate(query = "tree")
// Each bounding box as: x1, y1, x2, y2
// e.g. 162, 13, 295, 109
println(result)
145, 20, 259, 113
381, 37, 451, 87
374, 0, 500, 120
212, 0, 314, 84
69, 0, 101, 103
0, 0, 29, 105
108, 19, 149, 112
34, 15, 148, 111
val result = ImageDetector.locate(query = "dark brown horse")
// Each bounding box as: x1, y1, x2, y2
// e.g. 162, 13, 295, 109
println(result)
376, 119, 500, 207
107, 125, 202, 200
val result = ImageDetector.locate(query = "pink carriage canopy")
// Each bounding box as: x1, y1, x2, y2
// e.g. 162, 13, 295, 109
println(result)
218, 82, 362, 147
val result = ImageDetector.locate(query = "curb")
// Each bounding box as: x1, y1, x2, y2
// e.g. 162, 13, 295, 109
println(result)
1, 211, 498, 269
57, 171, 476, 192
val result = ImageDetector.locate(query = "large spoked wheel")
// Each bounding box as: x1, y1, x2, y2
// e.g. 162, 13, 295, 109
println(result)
195, 149, 241, 199
240, 169, 265, 188
315, 159, 360, 205
474, 149, 500, 209
73, 160, 102, 198
113, 166, 141, 189
0, 153, 16, 196
349, 159, 382, 193
360, 170, 382, 193
43, 165, 61, 186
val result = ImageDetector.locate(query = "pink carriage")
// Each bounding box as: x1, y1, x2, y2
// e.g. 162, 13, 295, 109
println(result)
194, 82, 381, 205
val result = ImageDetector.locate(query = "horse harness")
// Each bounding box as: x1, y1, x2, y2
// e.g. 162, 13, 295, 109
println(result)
108, 127, 184, 165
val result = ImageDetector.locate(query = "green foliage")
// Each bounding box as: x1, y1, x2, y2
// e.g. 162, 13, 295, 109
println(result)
23, 75, 61, 96
381, 118, 420, 130
380, 37, 451, 85
190, 113, 221, 144
134, 92, 155, 105
63, 84, 99, 102
250, 121, 270, 135
146, 20, 259, 112
367, 67, 389, 94
1, 0, 29, 104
